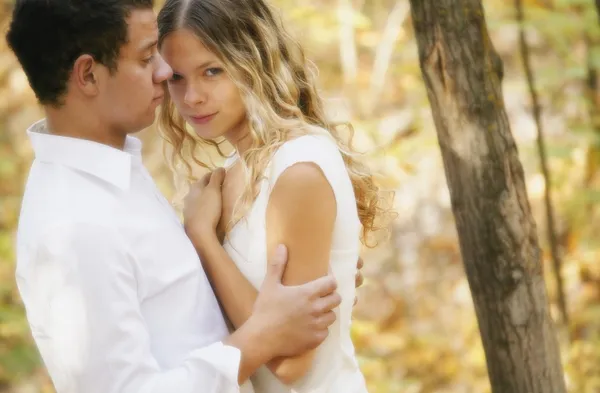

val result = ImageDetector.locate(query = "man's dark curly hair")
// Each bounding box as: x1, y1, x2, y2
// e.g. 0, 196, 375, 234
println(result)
6, 0, 154, 106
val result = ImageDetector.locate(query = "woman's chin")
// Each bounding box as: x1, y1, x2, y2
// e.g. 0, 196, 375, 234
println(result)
190, 125, 220, 141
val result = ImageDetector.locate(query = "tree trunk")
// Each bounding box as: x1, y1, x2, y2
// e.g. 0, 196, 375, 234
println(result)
408, 2, 567, 392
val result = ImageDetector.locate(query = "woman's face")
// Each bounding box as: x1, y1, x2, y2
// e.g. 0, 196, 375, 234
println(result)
160, 28, 248, 143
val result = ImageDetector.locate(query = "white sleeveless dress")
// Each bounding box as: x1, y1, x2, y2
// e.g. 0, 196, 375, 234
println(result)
223, 131, 369, 393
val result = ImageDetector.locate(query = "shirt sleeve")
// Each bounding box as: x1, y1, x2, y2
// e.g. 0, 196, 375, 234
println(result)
16, 222, 242, 393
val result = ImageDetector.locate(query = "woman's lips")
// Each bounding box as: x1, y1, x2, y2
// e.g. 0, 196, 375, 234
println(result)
190, 113, 217, 124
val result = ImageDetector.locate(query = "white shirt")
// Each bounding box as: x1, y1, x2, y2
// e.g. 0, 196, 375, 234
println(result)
15, 119, 248, 393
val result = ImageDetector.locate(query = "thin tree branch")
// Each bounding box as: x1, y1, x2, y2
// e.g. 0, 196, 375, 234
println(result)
583, 32, 600, 186
515, 0, 568, 324
337, 0, 359, 85
367, 0, 410, 114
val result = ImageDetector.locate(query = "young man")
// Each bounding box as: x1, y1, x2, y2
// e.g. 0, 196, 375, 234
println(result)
7, 1, 362, 392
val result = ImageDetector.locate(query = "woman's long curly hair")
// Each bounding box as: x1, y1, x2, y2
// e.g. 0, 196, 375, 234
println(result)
157, 0, 394, 246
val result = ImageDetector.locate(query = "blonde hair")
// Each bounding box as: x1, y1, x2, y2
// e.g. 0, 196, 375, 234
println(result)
157, 0, 394, 246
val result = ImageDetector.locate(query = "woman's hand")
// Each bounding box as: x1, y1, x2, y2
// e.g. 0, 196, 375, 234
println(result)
183, 168, 226, 247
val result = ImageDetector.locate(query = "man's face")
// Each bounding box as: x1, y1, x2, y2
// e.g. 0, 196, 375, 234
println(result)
96, 9, 172, 135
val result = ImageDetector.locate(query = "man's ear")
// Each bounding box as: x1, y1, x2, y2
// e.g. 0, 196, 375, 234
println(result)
72, 54, 100, 97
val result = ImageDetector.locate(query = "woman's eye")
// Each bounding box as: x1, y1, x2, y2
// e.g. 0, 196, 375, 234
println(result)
205, 67, 223, 77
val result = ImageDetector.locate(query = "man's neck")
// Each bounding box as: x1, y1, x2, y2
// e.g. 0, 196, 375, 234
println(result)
45, 107, 127, 150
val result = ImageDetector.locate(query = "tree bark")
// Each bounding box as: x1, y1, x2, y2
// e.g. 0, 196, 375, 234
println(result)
408, 2, 567, 392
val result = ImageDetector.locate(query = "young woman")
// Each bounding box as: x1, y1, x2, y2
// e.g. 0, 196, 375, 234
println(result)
157, 0, 393, 392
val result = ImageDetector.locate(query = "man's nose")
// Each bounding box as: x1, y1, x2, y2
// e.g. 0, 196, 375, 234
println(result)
153, 54, 173, 84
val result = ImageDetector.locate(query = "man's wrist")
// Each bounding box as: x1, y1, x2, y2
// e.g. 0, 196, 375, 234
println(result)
224, 315, 274, 383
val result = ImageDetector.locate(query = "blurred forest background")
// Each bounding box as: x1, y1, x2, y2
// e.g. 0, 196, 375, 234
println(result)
0, 0, 599, 392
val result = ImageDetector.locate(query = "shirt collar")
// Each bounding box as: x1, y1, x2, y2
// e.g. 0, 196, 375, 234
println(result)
27, 119, 143, 190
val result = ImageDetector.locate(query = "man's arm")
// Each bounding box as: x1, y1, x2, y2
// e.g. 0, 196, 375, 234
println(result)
17, 222, 337, 392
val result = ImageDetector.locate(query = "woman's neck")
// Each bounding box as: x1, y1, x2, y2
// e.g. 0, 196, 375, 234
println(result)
226, 123, 252, 156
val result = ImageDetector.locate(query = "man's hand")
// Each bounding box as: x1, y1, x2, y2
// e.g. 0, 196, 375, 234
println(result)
354, 256, 364, 305
249, 245, 341, 359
